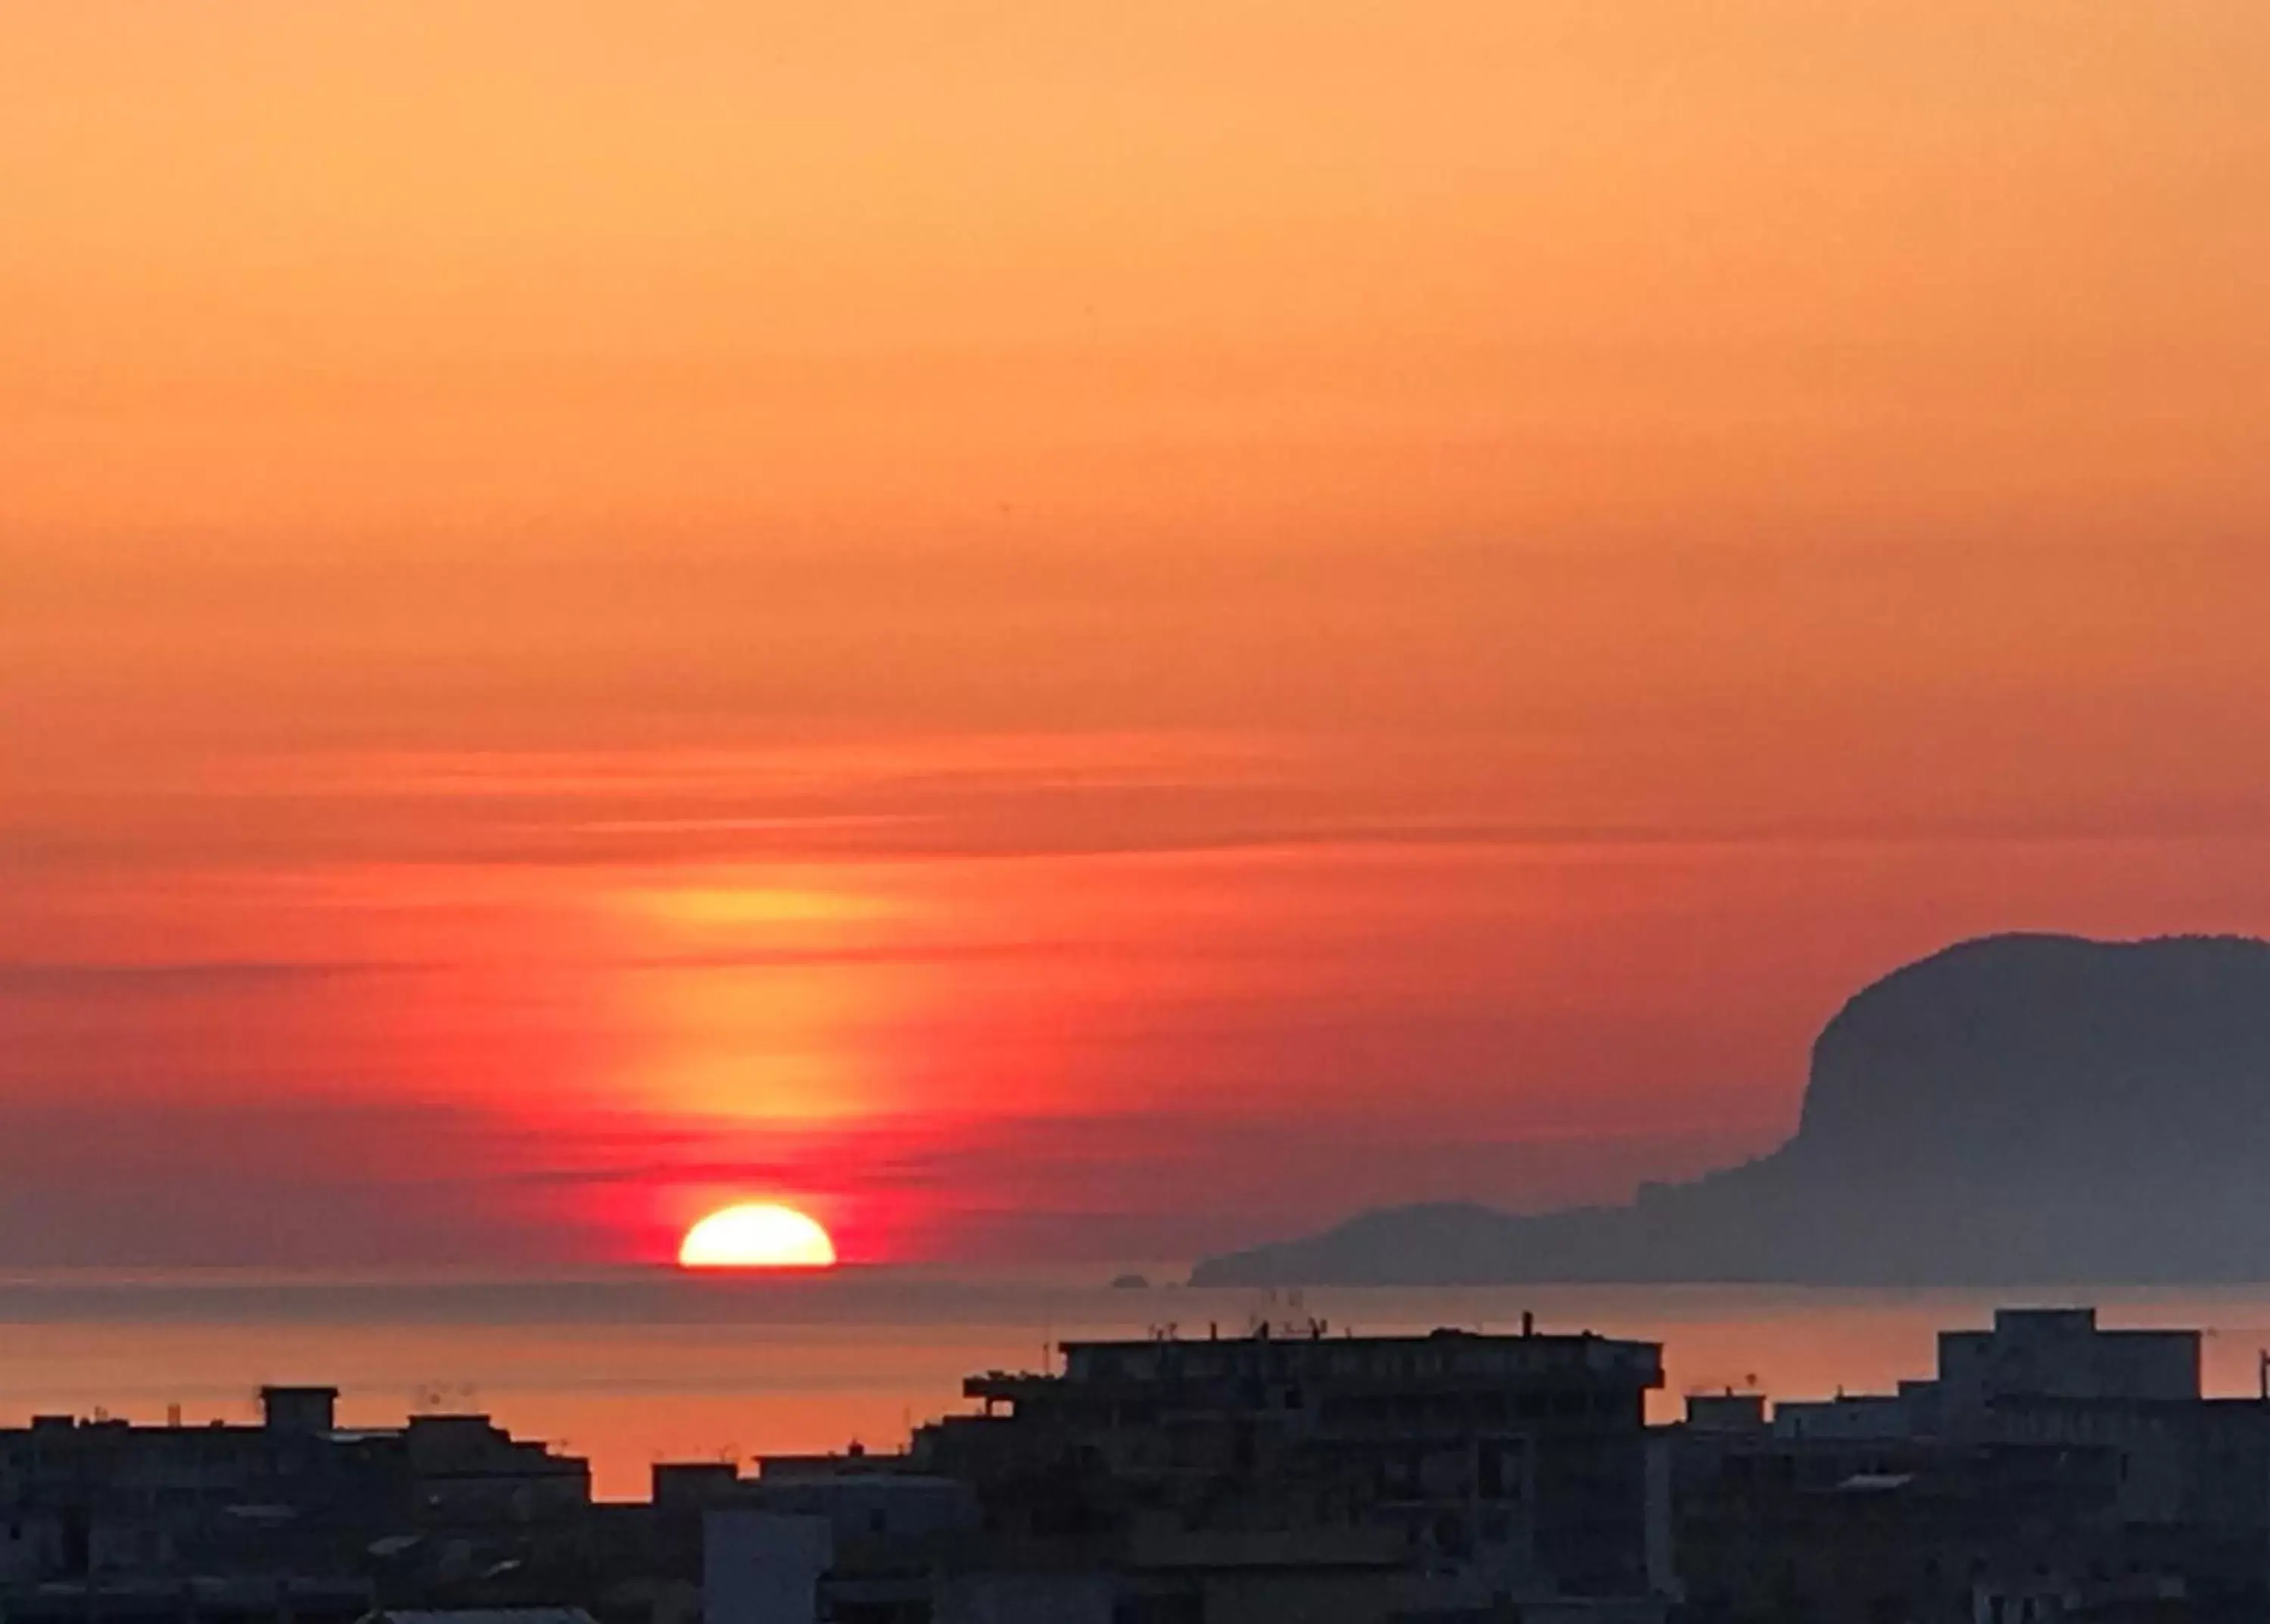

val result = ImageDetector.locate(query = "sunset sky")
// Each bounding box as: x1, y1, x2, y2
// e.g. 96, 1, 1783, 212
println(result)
5, 2, 2269, 1268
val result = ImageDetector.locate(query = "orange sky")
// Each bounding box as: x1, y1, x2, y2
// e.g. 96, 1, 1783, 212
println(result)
4, 2, 2269, 1265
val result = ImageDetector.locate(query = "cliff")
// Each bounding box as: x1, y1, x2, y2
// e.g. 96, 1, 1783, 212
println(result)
1190, 934, 2270, 1286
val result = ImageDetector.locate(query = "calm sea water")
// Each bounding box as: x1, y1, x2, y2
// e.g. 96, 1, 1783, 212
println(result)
8, 1270, 2270, 1499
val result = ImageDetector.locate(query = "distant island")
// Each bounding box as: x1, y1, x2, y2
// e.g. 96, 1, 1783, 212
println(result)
1192, 933, 2270, 1286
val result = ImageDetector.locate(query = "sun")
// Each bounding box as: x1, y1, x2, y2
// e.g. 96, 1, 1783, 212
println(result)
677, 1202, 838, 1270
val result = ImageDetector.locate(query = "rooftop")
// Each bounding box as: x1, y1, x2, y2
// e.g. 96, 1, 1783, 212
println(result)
966, 1324, 1664, 1401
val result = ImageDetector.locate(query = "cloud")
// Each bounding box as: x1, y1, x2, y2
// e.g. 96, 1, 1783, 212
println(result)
0, 960, 423, 993
0, 1082, 1762, 1271
0, 1097, 589, 1268
452, 1108, 1764, 1265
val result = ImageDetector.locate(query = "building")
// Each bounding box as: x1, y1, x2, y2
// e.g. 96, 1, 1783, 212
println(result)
0, 1390, 401, 1582
1937, 1308, 2200, 1433
400, 1414, 592, 1524
922, 1322, 1668, 1604
362, 1609, 602, 1624
1672, 1307, 2258, 1622
701, 1510, 832, 1624
1763, 1308, 2203, 1446
1771, 1383, 1939, 1442
1670, 1436, 2137, 1624
0, 1386, 590, 1594
1680, 1394, 1766, 1435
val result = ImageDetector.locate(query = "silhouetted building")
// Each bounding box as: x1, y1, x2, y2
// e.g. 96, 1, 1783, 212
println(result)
1771, 1384, 1938, 1443
921, 1323, 1669, 1604
1678, 1307, 2263, 1622
1938, 1308, 2201, 1430
649, 1464, 739, 1517
702, 1512, 832, 1624
1671, 1433, 2140, 1624
262, 1386, 343, 1436
1681, 1394, 1767, 1435
363, 1609, 601, 1624
401, 1415, 591, 1524
0, 1392, 589, 1601
1770, 1308, 2203, 1447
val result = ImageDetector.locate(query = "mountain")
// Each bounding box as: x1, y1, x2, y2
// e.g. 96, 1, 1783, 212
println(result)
1190, 934, 2270, 1286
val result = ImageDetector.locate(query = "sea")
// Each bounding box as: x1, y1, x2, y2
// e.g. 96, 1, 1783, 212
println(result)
8, 1270, 2270, 1499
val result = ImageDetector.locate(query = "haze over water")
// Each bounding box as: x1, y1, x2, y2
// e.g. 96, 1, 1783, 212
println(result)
11, 1273, 2270, 1499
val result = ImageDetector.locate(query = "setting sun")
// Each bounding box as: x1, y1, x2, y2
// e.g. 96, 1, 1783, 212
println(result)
676, 1203, 838, 1271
